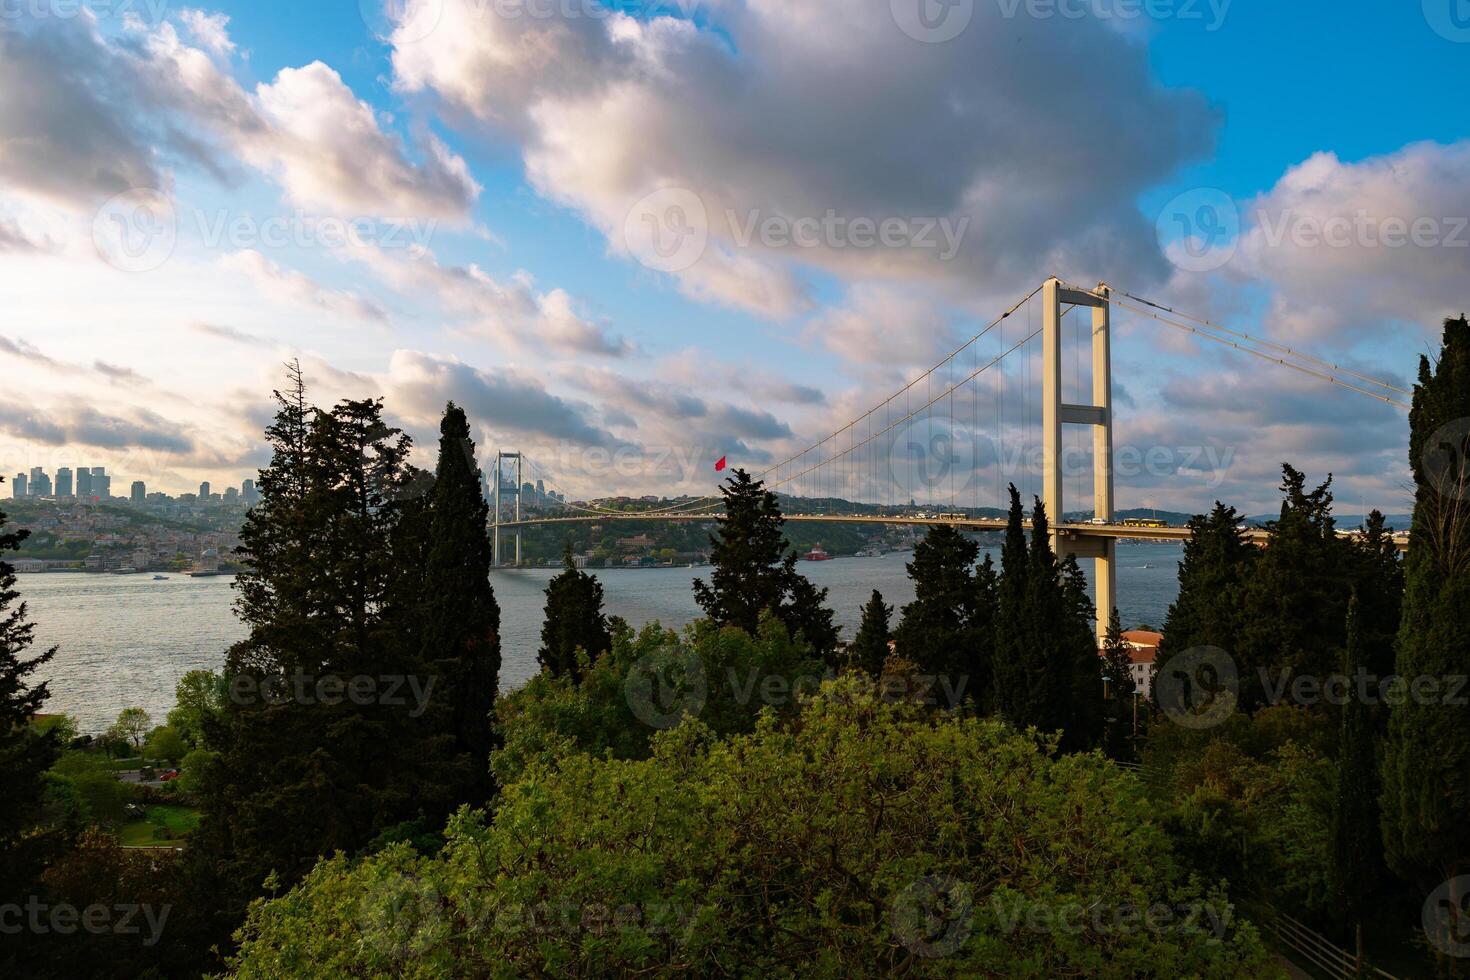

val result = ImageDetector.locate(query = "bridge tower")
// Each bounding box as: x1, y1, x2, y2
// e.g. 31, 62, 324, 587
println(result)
1041, 278, 1115, 645
492, 450, 522, 568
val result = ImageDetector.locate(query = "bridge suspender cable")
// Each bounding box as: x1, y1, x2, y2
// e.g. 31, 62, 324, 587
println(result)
1107, 287, 1412, 409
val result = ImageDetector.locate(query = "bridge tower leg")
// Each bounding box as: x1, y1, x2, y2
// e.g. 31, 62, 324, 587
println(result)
492, 451, 523, 568
1042, 278, 1116, 646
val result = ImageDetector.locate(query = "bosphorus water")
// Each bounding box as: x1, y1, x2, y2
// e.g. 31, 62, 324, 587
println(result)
23, 541, 1184, 732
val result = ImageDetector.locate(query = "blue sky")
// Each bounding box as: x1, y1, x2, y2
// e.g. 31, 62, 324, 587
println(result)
0, 0, 1465, 514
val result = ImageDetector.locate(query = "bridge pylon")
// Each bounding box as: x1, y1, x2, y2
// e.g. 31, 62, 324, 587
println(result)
1042, 277, 1116, 645
492, 451, 523, 568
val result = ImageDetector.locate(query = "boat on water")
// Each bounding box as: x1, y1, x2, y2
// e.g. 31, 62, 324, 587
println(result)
801, 546, 833, 562
855, 547, 881, 558
152, 575, 170, 581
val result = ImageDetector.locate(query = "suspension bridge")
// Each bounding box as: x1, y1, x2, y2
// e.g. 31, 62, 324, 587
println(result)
489, 277, 1413, 641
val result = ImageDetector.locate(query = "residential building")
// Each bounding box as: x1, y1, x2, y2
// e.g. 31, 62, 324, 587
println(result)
76, 467, 92, 498
28, 467, 51, 497
91, 467, 110, 499
131, 481, 146, 503
1119, 630, 1162, 696
12, 473, 26, 498
55, 467, 73, 497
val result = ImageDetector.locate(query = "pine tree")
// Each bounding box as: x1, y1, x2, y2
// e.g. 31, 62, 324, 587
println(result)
0, 499, 60, 903
1348, 510, 1404, 682
693, 469, 838, 660
1381, 314, 1470, 915
849, 590, 892, 676
1329, 593, 1379, 964
540, 541, 612, 681
1100, 610, 1137, 760
1159, 502, 1256, 662
419, 403, 501, 804
894, 524, 985, 699
1237, 465, 1353, 711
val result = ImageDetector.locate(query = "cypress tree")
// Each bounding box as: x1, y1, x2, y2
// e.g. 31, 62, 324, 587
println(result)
1348, 510, 1403, 682
1237, 465, 1352, 711
1329, 592, 1379, 964
1100, 609, 1137, 760
0, 498, 60, 904
993, 485, 1040, 727
893, 524, 980, 686
1380, 314, 1470, 911
849, 590, 892, 676
540, 541, 612, 682
419, 403, 501, 804
693, 469, 838, 660
1059, 554, 1105, 750
1159, 502, 1256, 662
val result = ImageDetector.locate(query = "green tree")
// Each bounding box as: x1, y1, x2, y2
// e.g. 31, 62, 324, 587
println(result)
1158, 502, 1256, 662
0, 499, 60, 911
108, 707, 152, 751
166, 669, 227, 748
894, 525, 978, 678
1100, 609, 1137, 761
539, 541, 612, 681
1347, 510, 1403, 682
1380, 314, 1470, 925
417, 402, 501, 805
848, 590, 892, 676
1237, 465, 1353, 711
144, 725, 187, 766
1328, 593, 1379, 965
993, 490, 1100, 750
693, 469, 838, 661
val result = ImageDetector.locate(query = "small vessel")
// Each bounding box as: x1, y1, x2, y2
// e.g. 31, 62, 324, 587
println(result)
152, 575, 170, 581
855, 547, 881, 558
801, 546, 833, 562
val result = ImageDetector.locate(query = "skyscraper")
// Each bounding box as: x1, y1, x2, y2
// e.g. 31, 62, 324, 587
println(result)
76, 467, 92, 498
28, 467, 51, 497
55, 467, 73, 497
131, 481, 146, 503
91, 467, 110, 499
12, 474, 26, 498
242, 479, 259, 506
199, 481, 211, 500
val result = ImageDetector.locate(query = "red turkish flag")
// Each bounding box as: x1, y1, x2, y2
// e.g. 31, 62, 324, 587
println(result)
715, 456, 728, 472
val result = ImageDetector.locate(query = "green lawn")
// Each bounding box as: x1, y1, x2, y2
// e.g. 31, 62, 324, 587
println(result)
120, 805, 201, 847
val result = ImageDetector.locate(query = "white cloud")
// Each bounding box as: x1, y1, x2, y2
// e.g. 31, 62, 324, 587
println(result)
220, 249, 388, 323
390, 0, 1213, 316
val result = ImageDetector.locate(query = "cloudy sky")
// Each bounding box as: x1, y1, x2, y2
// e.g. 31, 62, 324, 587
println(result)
0, 0, 1464, 515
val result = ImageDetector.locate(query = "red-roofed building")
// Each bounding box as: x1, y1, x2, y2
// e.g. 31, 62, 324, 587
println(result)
1119, 630, 1161, 696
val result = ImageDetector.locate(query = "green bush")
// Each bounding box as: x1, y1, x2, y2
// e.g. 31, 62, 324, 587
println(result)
228, 678, 1274, 979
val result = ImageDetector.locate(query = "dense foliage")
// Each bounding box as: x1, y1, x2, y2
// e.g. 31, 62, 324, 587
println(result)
539, 542, 613, 681
1380, 314, 1470, 912
228, 678, 1273, 979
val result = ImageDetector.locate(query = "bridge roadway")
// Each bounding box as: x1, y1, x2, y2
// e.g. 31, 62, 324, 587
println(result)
491, 513, 1411, 550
